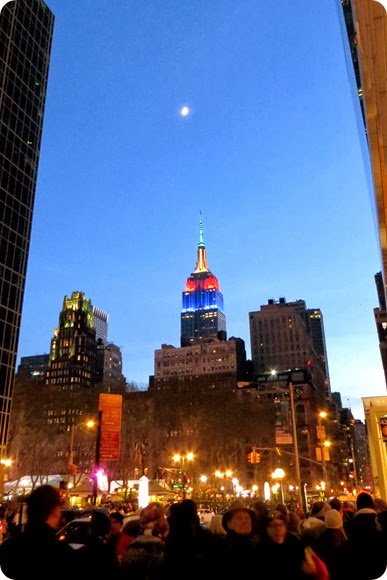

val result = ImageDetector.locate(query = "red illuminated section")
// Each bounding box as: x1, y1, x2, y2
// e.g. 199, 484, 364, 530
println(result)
203, 275, 219, 290
185, 279, 197, 292
185, 274, 220, 293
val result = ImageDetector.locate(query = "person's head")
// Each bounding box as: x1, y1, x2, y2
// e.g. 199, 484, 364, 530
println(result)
110, 511, 124, 535
252, 500, 267, 518
139, 502, 166, 537
374, 498, 387, 514
90, 510, 111, 540
264, 509, 287, 544
310, 501, 330, 519
222, 507, 253, 536
325, 508, 343, 530
27, 485, 62, 529
329, 498, 342, 512
356, 491, 374, 511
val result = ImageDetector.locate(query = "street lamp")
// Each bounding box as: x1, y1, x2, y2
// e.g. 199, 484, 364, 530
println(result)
172, 452, 194, 498
317, 411, 331, 492
272, 467, 285, 503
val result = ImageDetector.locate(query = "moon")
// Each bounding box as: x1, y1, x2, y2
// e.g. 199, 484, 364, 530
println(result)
180, 105, 190, 117
0, 1, 14, 15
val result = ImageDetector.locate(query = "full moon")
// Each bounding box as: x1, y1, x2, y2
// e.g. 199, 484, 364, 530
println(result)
180, 106, 190, 117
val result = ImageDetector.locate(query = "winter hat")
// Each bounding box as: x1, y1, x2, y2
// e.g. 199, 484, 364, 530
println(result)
310, 501, 330, 519
139, 502, 165, 530
356, 492, 374, 511
325, 509, 343, 529
265, 509, 287, 526
222, 506, 256, 531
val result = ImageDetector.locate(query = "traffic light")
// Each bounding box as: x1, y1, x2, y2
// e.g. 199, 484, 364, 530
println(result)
247, 453, 252, 462
70, 464, 77, 476
250, 451, 260, 464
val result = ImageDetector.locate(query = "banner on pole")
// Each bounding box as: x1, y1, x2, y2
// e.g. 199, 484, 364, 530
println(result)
98, 393, 122, 461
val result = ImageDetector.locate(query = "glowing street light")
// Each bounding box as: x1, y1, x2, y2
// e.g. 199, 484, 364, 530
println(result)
200, 475, 207, 483
272, 468, 285, 503
68, 418, 95, 506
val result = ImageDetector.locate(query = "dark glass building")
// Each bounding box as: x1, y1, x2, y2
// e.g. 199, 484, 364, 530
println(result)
0, 0, 54, 455
181, 216, 226, 346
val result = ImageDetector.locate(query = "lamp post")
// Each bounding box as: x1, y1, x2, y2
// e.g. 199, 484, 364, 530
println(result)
237, 369, 306, 511
67, 419, 95, 507
317, 411, 331, 492
272, 467, 285, 503
172, 452, 194, 498
92, 410, 102, 505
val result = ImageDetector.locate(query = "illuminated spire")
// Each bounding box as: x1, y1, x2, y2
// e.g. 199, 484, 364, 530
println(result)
194, 213, 209, 272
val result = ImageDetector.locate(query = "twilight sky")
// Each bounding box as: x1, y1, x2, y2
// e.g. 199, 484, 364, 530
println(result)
18, 0, 386, 419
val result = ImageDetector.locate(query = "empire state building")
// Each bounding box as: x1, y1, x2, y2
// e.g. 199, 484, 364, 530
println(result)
181, 217, 226, 346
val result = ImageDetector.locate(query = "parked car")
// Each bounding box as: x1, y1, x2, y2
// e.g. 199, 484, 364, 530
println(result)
57, 511, 141, 550
57, 517, 91, 550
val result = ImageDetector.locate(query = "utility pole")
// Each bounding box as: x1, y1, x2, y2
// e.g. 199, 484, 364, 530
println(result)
289, 381, 303, 511
92, 410, 102, 505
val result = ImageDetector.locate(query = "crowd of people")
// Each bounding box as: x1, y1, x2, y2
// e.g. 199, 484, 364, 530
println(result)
0, 485, 387, 579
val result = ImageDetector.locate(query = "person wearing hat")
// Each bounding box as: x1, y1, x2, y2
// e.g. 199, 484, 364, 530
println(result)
119, 502, 166, 579
344, 492, 386, 580
212, 505, 256, 579
299, 501, 329, 550
313, 509, 347, 580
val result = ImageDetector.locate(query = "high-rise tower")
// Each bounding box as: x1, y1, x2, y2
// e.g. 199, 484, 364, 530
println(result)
249, 298, 329, 396
181, 216, 226, 346
0, 0, 54, 456
46, 292, 97, 393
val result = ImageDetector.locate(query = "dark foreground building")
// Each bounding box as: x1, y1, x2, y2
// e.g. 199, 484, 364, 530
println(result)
0, 0, 54, 456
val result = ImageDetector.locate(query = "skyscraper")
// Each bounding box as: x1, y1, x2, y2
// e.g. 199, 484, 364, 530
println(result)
93, 307, 108, 345
181, 216, 226, 346
46, 292, 97, 393
0, 0, 54, 456
249, 298, 329, 396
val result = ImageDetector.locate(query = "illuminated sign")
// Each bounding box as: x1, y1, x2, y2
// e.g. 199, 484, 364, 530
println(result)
0, 1, 14, 14
99, 393, 122, 461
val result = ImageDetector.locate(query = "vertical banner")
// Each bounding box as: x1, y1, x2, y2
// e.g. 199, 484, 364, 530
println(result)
274, 399, 293, 445
98, 393, 122, 461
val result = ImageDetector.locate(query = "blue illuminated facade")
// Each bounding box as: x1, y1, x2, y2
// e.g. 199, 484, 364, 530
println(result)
181, 218, 226, 346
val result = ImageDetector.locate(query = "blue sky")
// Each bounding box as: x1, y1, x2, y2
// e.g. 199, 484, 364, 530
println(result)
18, 0, 385, 419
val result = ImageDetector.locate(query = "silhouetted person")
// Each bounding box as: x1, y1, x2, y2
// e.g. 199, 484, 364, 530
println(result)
0, 484, 76, 580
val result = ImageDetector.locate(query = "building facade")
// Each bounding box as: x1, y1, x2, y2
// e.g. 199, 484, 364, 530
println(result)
181, 216, 226, 346
17, 354, 49, 377
0, 0, 54, 456
96, 342, 125, 388
93, 307, 108, 345
249, 298, 329, 396
374, 271, 387, 386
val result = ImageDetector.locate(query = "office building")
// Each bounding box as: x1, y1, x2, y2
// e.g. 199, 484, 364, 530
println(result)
152, 335, 246, 393
0, 0, 54, 456
46, 291, 97, 391
17, 354, 49, 377
181, 216, 226, 346
96, 342, 125, 388
249, 298, 329, 396
93, 307, 108, 345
